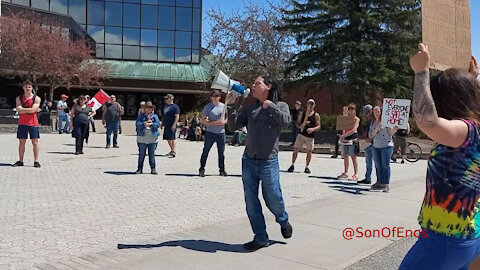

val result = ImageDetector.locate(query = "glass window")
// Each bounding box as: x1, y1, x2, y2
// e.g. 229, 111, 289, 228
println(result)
192, 49, 200, 63
105, 44, 122, 59
176, 8, 192, 31
192, 32, 200, 50
124, 0, 140, 2
141, 29, 157, 46
192, 8, 201, 32
158, 7, 174, 30
158, 48, 174, 61
176, 0, 192, 7
106, 2, 122, 26
141, 5, 157, 29
69, 0, 86, 24
31, 0, 49, 10
87, 25, 104, 43
50, 0, 68, 14
123, 4, 140, 27
158, 31, 174, 47
11, 0, 28, 6
123, 46, 140, 60
193, 0, 200, 8
141, 47, 157, 61
87, 1, 104, 25
175, 31, 191, 48
96, 44, 105, 58
158, 0, 174, 6
142, 0, 157, 4
105, 27, 123, 44
123, 28, 140, 45
175, 49, 191, 62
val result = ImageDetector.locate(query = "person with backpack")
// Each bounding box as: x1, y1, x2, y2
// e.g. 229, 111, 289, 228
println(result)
13, 81, 41, 168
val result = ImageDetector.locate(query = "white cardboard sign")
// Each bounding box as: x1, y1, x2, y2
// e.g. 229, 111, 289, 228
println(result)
382, 98, 411, 129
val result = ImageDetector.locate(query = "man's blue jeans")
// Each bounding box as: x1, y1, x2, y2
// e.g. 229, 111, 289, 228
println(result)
106, 121, 119, 146
138, 143, 157, 170
58, 114, 69, 132
372, 146, 393, 185
200, 131, 225, 172
242, 154, 289, 245
399, 230, 480, 270
364, 145, 374, 182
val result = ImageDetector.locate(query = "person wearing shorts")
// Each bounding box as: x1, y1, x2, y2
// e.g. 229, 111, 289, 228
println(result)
287, 99, 321, 174
161, 94, 180, 158
337, 103, 360, 181
13, 81, 41, 168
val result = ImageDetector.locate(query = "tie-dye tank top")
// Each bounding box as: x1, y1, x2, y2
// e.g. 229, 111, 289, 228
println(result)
418, 120, 480, 239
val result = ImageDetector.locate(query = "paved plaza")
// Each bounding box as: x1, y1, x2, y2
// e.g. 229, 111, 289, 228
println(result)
0, 130, 429, 269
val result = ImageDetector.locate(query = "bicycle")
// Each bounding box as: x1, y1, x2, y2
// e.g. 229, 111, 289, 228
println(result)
392, 140, 423, 163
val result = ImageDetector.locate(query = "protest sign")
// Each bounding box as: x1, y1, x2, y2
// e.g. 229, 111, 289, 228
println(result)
382, 98, 411, 129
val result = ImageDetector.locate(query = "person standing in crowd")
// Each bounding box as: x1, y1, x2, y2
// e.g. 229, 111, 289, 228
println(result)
399, 45, 480, 269
199, 90, 228, 177
69, 95, 94, 155
287, 99, 321, 174
369, 106, 397, 192
85, 95, 96, 132
57, 94, 70, 134
290, 101, 303, 146
337, 103, 360, 181
138, 101, 146, 115
161, 94, 180, 157
227, 75, 293, 252
188, 112, 201, 141
391, 123, 410, 163
179, 115, 190, 139
102, 95, 123, 148
331, 105, 349, 158
13, 81, 42, 168
135, 101, 160, 175
357, 104, 374, 184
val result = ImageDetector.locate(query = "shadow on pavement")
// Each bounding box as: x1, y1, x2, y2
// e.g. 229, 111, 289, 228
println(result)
308, 176, 339, 181
310, 177, 371, 195
117, 239, 286, 253
47, 151, 74, 155
104, 171, 136, 175
0, 163, 14, 167
165, 173, 241, 178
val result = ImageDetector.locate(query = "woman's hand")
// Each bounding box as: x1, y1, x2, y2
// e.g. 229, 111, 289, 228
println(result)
225, 92, 237, 105
470, 56, 479, 78
410, 43, 430, 73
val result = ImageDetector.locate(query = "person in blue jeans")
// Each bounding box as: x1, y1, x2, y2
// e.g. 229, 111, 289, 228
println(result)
199, 90, 228, 177
399, 44, 480, 269
227, 75, 293, 252
357, 104, 374, 184
369, 106, 397, 193
102, 95, 123, 148
57, 94, 70, 134
135, 101, 160, 175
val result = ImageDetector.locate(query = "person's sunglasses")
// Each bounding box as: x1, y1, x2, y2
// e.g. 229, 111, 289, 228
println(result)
348, 107, 355, 110
211, 95, 219, 98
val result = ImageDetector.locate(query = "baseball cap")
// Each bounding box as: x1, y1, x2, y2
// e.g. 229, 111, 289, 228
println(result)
61, 94, 69, 99
361, 104, 373, 116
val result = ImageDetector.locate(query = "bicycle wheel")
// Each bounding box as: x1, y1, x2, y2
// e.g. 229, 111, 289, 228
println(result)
405, 142, 422, 162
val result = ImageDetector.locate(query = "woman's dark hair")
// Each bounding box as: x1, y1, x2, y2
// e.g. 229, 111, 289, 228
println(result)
76, 95, 86, 105
261, 76, 282, 103
430, 68, 480, 124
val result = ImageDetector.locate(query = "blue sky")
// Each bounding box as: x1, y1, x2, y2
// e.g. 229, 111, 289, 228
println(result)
202, 0, 480, 58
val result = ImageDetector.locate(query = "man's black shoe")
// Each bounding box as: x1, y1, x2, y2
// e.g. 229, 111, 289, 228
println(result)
199, 169, 205, 177
287, 165, 294, 172
304, 167, 311, 174
12, 161, 24, 167
281, 222, 293, 239
357, 179, 371, 184
220, 171, 228, 177
243, 240, 269, 252
113, 145, 119, 148
33, 162, 41, 168
330, 155, 338, 158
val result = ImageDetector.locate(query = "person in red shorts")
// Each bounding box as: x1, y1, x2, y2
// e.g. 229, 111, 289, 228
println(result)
13, 81, 42, 168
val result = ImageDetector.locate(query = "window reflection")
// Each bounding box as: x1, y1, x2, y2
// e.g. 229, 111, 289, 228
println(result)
123, 28, 140, 45
193, 9, 201, 32
124, 0, 140, 2
87, 0, 104, 25
106, 2, 122, 26
158, 0, 175, 6
175, 31, 191, 49
31, 0, 49, 10
105, 27, 123, 44
193, 0, 201, 8
175, 49, 191, 62
142, 0, 158, 4
87, 25, 104, 43
192, 50, 200, 63
69, 0, 86, 24
105, 44, 122, 59
11, 0, 29, 6
192, 32, 200, 50
158, 48, 174, 61
176, 8, 192, 31
123, 3, 140, 28
141, 47, 157, 61
96, 44, 105, 58
141, 5, 157, 29
50, 0, 68, 14
141, 29, 157, 46
158, 6, 175, 30
176, 0, 192, 7
158, 31, 174, 47
123, 46, 140, 60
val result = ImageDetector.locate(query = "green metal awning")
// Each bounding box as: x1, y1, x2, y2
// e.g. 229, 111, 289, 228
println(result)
98, 56, 215, 83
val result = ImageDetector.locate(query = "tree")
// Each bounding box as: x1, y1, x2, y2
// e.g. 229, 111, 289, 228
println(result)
0, 12, 107, 101
204, 2, 296, 84
281, 0, 421, 104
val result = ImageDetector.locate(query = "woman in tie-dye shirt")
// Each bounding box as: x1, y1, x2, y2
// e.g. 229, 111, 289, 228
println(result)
399, 44, 480, 270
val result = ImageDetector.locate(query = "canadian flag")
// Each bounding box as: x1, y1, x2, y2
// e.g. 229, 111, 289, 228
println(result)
88, 89, 110, 111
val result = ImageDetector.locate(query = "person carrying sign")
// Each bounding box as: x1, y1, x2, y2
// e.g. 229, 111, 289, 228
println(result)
337, 103, 360, 181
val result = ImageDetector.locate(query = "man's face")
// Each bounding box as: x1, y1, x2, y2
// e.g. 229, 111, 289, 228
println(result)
23, 84, 33, 92
211, 93, 220, 102
110, 95, 116, 103
295, 104, 301, 110
164, 97, 173, 104
252, 77, 270, 100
